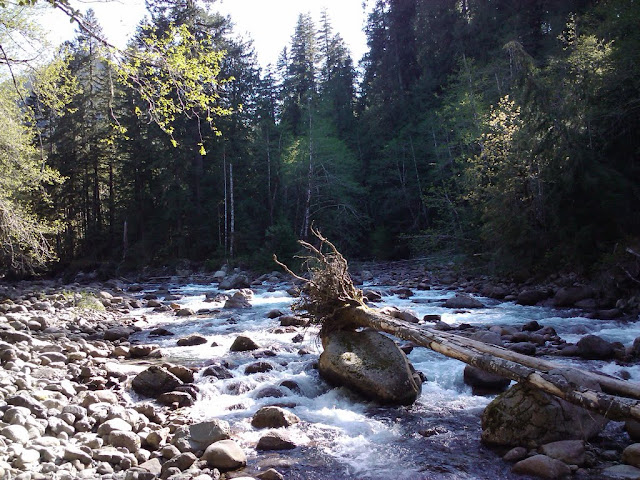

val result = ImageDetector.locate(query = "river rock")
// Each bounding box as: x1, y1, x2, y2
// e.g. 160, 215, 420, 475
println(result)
554, 286, 595, 307
245, 361, 273, 374
251, 406, 300, 429
173, 420, 231, 452
443, 294, 485, 309
219, 274, 250, 290
517, 289, 549, 306
229, 335, 259, 352
540, 439, 586, 466
177, 334, 208, 346
257, 468, 285, 480
482, 378, 608, 447
318, 329, 422, 405
201, 364, 234, 379
202, 439, 247, 470
1, 425, 30, 444
577, 335, 614, 359
279, 315, 308, 327
622, 443, 640, 468
132, 366, 183, 397
256, 431, 297, 450
463, 365, 510, 394
601, 464, 640, 479
511, 454, 571, 479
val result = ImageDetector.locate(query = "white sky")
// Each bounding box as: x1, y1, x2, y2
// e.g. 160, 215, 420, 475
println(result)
45, 0, 372, 69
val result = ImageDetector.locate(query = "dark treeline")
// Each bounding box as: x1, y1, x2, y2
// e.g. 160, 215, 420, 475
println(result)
19, 0, 640, 276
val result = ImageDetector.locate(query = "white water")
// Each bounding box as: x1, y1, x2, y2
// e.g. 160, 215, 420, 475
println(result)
129, 282, 640, 479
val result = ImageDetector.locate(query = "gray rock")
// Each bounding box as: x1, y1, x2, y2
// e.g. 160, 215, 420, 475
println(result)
1, 425, 29, 444
132, 366, 183, 397
202, 439, 247, 470
443, 294, 485, 309
503, 446, 528, 462
176, 308, 195, 317
554, 286, 595, 307
511, 454, 571, 479
318, 329, 422, 405
172, 420, 231, 453
97, 418, 134, 437
251, 407, 300, 429
279, 315, 308, 327
109, 430, 141, 453
256, 431, 297, 450
138, 457, 163, 475
219, 274, 250, 290
63, 445, 92, 465
103, 327, 134, 341
224, 291, 252, 309
257, 468, 285, 480
601, 464, 640, 479
482, 380, 608, 447
540, 439, 586, 466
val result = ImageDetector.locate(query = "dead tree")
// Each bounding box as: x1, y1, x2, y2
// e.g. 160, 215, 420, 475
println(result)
275, 228, 640, 422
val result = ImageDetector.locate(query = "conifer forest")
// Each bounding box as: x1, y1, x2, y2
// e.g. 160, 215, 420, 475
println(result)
1, 0, 639, 279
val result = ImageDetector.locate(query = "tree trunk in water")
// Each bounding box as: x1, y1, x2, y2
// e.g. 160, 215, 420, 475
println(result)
333, 306, 640, 422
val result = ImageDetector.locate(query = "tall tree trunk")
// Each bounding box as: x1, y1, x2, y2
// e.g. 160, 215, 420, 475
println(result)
223, 149, 228, 257
229, 161, 235, 258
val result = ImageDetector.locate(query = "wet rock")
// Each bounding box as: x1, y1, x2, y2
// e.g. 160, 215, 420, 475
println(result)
245, 361, 274, 374
443, 294, 485, 309
130, 344, 161, 358
219, 274, 250, 290
540, 440, 586, 466
279, 315, 308, 327
202, 439, 247, 470
517, 290, 549, 306
177, 334, 208, 346
254, 386, 284, 399
423, 314, 441, 322
229, 335, 259, 352
471, 330, 503, 346
224, 290, 253, 309
622, 443, 640, 468
387, 309, 420, 323
511, 454, 571, 479
165, 364, 195, 383
251, 407, 300, 429
266, 309, 284, 319
522, 320, 542, 332
256, 431, 297, 451
176, 307, 195, 317
318, 329, 422, 405
201, 365, 234, 380
463, 365, 510, 394
482, 378, 608, 447
577, 335, 614, 360
132, 366, 183, 397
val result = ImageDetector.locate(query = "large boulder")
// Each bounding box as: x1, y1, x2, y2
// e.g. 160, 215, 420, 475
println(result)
577, 335, 614, 360
318, 329, 422, 405
219, 274, 250, 290
202, 439, 246, 470
481, 372, 608, 448
131, 366, 183, 398
517, 289, 549, 306
443, 294, 485, 309
554, 286, 595, 308
224, 290, 253, 309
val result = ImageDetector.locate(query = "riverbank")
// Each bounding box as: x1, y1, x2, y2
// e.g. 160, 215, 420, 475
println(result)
0, 266, 639, 479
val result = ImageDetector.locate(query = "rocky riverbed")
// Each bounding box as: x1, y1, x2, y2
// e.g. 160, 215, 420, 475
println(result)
0, 264, 640, 479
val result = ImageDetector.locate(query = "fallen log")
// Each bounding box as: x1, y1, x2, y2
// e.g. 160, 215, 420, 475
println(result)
275, 228, 640, 422
334, 305, 640, 422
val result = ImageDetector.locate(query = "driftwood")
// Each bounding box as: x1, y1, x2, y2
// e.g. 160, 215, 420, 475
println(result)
277, 229, 640, 422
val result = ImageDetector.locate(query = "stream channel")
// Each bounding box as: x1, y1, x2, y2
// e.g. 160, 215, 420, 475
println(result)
128, 279, 640, 480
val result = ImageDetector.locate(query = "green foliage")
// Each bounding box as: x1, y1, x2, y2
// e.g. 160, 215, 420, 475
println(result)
117, 22, 233, 146
62, 290, 105, 311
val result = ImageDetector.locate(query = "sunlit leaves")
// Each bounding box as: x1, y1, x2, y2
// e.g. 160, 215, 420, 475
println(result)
116, 22, 233, 148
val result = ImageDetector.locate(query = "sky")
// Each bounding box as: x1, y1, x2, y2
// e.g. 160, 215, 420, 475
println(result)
46, 0, 373, 69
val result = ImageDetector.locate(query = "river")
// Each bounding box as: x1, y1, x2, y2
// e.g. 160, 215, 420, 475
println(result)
128, 279, 640, 479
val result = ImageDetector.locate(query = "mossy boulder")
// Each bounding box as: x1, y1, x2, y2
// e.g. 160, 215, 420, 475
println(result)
318, 329, 422, 405
481, 379, 608, 448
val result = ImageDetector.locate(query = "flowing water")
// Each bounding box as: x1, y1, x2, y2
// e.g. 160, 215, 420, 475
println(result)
128, 280, 640, 479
